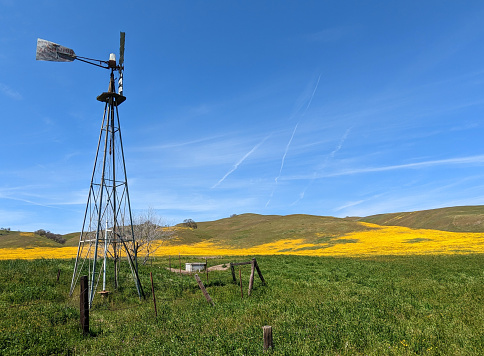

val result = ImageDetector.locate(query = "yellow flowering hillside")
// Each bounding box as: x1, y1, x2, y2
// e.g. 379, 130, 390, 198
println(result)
1, 221, 483, 259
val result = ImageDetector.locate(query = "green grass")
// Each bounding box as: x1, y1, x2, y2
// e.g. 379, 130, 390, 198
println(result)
0, 254, 483, 355
0, 230, 63, 248
361, 205, 484, 232
173, 213, 373, 248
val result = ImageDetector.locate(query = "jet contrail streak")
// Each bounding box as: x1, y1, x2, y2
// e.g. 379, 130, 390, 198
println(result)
266, 73, 322, 208
329, 127, 352, 158
292, 127, 352, 206
212, 135, 270, 189
278, 121, 299, 178
302, 74, 321, 116
265, 122, 299, 207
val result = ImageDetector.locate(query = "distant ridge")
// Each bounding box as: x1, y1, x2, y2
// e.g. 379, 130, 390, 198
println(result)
360, 205, 484, 232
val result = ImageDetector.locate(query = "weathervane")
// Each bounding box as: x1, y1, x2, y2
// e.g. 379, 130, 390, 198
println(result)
36, 33, 144, 307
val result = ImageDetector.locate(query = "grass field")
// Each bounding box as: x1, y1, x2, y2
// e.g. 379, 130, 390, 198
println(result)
1, 254, 483, 355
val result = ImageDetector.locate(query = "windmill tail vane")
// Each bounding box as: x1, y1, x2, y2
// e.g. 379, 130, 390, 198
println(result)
36, 34, 125, 73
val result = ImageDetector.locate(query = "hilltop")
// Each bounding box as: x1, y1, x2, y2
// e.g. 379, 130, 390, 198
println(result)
360, 205, 484, 232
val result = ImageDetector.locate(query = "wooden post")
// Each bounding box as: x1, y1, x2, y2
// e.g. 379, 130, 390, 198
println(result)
239, 268, 243, 299
56, 268, 61, 282
80, 275, 89, 335
179, 253, 182, 275
150, 272, 158, 317
248, 259, 255, 296
205, 257, 208, 283
254, 258, 266, 285
230, 263, 236, 282
169, 255, 171, 270
263, 326, 273, 351
194, 274, 215, 306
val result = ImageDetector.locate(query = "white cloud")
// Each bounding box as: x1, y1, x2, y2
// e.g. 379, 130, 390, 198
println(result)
0, 83, 21, 100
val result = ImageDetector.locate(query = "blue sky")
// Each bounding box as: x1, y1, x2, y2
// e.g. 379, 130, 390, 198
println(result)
2, 1, 484, 234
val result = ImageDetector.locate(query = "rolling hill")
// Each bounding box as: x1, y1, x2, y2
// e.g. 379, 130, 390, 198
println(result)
3, 205, 484, 250
171, 213, 373, 248
360, 205, 484, 232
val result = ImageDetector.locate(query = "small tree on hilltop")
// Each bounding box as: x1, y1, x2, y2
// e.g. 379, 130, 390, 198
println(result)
183, 219, 197, 229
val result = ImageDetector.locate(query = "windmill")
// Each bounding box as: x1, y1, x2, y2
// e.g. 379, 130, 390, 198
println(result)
36, 33, 145, 307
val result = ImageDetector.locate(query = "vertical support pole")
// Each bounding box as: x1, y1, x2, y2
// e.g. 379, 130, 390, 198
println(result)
263, 326, 273, 352
248, 259, 255, 296
169, 255, 171, 271
80, 276, 89, 335
239, 268, 243, 299
150, 272, 157, 317
179, 253, 182, 275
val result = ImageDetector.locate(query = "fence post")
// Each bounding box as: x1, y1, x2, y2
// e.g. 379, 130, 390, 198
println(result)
205, 257, 209, 282
248, 259, 256, 296
239, 268, 243, 299
263, 325, 273, 352
230, 263, 236, 282
194, 274, 215, 306
150, 272, 158, 317
80, 275, 89, 335
254, 258, 266, 285
179, 253, 182, 275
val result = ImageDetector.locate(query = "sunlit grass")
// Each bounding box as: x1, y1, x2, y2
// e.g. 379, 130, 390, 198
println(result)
1, 255, 483, 355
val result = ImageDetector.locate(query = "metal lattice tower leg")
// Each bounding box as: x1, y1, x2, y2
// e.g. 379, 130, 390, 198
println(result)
70, 71, 144, 307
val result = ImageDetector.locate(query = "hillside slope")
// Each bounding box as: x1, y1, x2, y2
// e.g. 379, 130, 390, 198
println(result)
172, 213, 373, 248
360, 205, 484, 232
0, 230, 64, 248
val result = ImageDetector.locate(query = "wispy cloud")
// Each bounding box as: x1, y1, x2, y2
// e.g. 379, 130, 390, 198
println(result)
212, 134, 271, 189
304, 26, 353, 43
0, 83, 21, 100
334, 200, 365, 212
285, 154, 484, 181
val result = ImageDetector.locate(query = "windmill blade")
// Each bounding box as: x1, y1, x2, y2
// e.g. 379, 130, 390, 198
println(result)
36, 38, 76, 62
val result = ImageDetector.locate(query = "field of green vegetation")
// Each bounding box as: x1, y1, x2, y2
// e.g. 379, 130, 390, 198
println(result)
1, 254, 483, 355
361, 205, 484, 232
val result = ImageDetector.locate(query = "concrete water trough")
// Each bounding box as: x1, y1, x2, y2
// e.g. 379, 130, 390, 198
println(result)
185, 262, 206, 272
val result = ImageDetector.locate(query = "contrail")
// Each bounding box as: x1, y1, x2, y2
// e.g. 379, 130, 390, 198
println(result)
302, 74, 321, 117
266, 74, 322, 208
292, 127, 352, 206
278, 121, 299, 180
329, 127, 352, 159
212, 135, 270, 189
266, 122, 299, 207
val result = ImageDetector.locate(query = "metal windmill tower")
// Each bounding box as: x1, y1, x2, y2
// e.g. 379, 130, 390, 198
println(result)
36, 33, 144, 307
